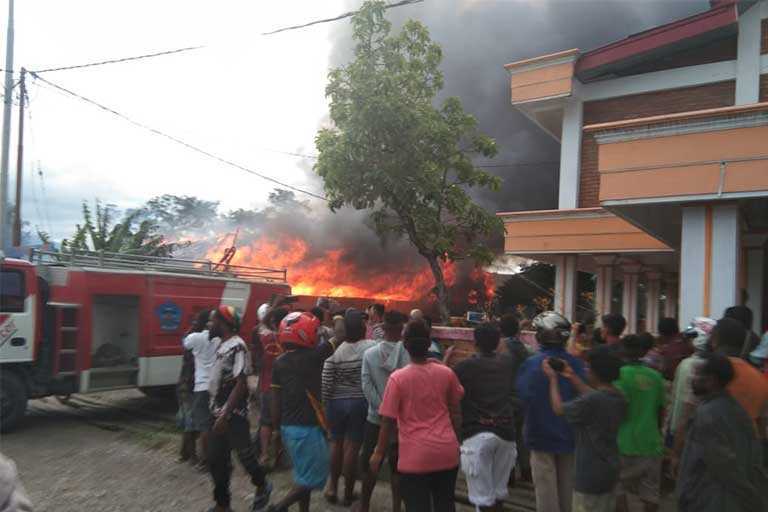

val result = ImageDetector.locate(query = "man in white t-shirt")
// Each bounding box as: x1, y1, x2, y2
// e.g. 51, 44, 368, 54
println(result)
183, 311, 220, 469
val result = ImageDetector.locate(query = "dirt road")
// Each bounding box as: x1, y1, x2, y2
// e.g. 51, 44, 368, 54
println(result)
0, 390, 478, 512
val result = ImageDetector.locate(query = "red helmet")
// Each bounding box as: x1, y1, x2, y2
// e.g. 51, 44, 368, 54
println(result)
279, 311, 320, 348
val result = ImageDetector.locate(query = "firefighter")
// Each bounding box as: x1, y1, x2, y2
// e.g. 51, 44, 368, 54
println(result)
207, 305, 272, 512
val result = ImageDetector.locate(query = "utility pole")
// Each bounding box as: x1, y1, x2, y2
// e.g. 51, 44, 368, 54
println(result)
1, 0, 15, 251
12, 67, 24, 246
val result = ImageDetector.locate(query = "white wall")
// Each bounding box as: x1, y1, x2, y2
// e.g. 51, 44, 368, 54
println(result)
680, 206, 707, 324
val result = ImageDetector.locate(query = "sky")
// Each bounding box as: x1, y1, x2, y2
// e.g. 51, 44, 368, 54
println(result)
1, 0, 708, 243
3, 0, 348, 240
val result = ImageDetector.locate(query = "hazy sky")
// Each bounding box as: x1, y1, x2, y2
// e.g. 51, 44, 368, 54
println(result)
3, 0, 350, 239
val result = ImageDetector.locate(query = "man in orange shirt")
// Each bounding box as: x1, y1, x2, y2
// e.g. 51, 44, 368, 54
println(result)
710, 318, 768, 441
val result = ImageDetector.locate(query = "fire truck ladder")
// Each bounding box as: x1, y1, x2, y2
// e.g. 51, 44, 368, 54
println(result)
30, 249, 287, 283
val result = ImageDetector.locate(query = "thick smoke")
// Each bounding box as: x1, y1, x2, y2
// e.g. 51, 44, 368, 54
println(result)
178, 1, 710, 312
328, 0, 707, 213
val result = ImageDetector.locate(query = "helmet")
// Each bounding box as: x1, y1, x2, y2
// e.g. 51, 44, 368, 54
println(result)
682, 317, 716, 352
532, 311, 571, 346
279, 311, 320, 348
257, 303, 270, 322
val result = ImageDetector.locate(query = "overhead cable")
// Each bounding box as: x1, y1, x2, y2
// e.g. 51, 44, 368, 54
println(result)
30, 72, 327, 201
262, 0, 424, 35
30, 46, 205, 74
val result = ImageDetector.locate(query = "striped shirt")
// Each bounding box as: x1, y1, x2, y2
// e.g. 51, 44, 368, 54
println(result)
322, 339, 379, 401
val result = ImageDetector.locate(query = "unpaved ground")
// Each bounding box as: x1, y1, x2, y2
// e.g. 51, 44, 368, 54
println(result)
0, 390, 476, 512
0, 390, 677, 512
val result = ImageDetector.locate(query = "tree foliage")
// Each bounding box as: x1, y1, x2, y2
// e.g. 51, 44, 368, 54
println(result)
314, 1, 504, 321
140, 194, 219, 234
61, 200, 181, 257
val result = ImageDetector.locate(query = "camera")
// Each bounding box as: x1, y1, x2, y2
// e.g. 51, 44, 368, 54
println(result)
548, 358, 565, 373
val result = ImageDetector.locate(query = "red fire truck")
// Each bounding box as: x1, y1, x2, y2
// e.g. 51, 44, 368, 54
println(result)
0, 249, 290, 432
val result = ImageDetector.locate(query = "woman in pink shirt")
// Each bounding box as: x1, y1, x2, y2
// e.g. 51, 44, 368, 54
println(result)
370, 319, 464, 511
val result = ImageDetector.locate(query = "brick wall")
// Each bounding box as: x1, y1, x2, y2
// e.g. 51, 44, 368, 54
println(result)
762, 19, 768, 54
578, 80, 736, 207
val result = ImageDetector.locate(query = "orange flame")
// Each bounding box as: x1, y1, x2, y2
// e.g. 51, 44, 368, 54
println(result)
206, 234, 458, 302
470, 267, 496, 303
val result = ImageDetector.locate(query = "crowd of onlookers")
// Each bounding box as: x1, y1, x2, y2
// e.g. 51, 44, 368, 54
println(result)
176, 299, 768, 512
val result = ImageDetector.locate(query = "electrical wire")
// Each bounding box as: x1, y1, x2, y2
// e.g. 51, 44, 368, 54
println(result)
30, 72, 327, 201
262, 0, 424, 35
3, 0, 425, 75
30, 46, 205, 74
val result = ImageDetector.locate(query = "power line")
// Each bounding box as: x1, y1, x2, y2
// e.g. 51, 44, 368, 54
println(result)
30, 45, 205, 74
30, 72, 327, 201
262, 0, 424, 35
0, 46, 203, 75
4, 1, 425, 75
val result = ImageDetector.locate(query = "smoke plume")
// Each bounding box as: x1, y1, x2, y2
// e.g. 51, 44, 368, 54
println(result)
177, 1, 709, 314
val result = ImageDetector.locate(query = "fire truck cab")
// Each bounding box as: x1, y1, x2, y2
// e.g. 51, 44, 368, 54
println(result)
0, 249, 289, 432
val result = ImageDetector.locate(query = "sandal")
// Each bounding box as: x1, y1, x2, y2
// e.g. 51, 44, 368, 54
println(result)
342, 493, 359, 507
251, 481, 273, 512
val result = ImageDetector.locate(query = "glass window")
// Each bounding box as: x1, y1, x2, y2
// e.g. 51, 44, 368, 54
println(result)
1, 270, 26, 313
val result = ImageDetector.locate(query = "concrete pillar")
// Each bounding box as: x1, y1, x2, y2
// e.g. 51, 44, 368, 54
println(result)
744, 236, 767, 334
622, 264, 642, 334
593, 255, 616, 318
680, 204, 741, 324
554, 255, 579, 322
710, 204, 741, 319
558, 99, 583, 210
645, 271, 662, 334
664, 274, 678, 320
735, 1, 761, 105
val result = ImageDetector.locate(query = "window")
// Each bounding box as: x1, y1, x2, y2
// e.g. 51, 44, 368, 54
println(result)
1, 269, 26, 313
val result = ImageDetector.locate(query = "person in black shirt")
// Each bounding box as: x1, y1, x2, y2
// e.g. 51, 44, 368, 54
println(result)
268, 312, 336, 512
453, 322, 521, 511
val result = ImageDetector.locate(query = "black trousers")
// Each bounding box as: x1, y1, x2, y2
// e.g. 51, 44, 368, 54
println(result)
208, 415, 266, 507
399, 467, 458, 512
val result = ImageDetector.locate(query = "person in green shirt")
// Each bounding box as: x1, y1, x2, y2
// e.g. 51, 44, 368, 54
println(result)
615, 334, 665, 512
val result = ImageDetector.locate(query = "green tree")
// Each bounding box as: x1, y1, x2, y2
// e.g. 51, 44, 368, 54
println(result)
315, 1, 503, 321
61, 200, 180, 257
141, 194, 220, 234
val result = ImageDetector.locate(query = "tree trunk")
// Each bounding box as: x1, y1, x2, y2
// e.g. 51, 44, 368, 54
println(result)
425, 254, 450, 324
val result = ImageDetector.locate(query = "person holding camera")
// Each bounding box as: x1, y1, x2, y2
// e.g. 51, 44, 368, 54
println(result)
544, 346, 627, 512
515, 311, 586, 512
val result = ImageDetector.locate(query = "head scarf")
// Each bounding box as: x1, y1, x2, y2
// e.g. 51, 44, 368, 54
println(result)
217, 305, 241, 332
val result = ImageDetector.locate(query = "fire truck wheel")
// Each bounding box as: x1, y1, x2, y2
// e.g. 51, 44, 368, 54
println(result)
0, 371, 28, 433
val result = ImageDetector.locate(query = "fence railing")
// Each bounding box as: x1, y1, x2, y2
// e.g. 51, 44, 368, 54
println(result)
30, 249, 288, 283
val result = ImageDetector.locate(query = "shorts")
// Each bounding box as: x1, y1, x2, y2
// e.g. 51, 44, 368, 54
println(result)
460, 432, 517, 507
618, 455, 661, 505
189, 391, 213, 432
176, 395, 193, 431
572, 490, 616, 512
259, 390, 273, 428
359, 421, 399, 474
326, 398, 368, 442
281, 425, 330, 489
